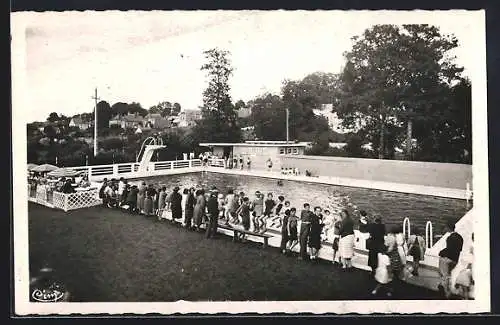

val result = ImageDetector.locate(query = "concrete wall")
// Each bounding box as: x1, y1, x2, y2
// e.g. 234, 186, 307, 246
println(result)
280, 155, 472, 190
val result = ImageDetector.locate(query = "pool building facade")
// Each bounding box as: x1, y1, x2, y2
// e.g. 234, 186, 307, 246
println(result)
199, 141, 308, 171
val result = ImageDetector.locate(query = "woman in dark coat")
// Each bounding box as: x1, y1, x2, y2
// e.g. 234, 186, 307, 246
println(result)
308, 207, 324, 260
185, 187, 196, 229
170, 187, 183, 221
126, 185, 138, 214
367, 216, 386, 276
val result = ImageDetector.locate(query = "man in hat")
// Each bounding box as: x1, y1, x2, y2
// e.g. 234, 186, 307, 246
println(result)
206, 188, 219, 239
170, 186, 183, 222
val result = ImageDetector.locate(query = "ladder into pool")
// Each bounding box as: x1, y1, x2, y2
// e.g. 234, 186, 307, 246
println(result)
402, 217, 434, 249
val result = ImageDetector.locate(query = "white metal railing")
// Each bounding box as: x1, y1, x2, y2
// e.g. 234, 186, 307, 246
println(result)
66, 159, 202, 180
208, 158, 225, 168
403, 217, 411, 240
153, 161, 173, 171
173, 160, 190, 169
425, 220, 434, 249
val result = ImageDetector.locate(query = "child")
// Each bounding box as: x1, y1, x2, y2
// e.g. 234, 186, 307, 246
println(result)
224, 189, 237, 226
371, 245, 393, 297
286, 208, 299, 253
407, 228, 425, 276
238, 197, 251, 241
269, 196, 285, 228
452, 233, 474, 299
261, 192, 276, 233
251, 191, 264, 233
321, 209, 332, 241
331, 214, 342, 266
386, 234, 403, 295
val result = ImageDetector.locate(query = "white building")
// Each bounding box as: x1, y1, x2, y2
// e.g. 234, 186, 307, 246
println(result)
237, 106, 252, 118
178, 109, 202, 127
314, 103, 366, 134
199, 140, 308, 171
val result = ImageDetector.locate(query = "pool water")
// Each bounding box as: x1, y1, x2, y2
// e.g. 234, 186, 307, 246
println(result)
131, 172, 468, 236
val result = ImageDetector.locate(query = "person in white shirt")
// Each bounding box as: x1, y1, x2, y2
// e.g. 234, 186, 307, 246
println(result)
104, 184, 115, 208
117, 177, 126, 197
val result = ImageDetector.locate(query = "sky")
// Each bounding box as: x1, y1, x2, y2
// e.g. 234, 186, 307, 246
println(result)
11, 10, 479, 123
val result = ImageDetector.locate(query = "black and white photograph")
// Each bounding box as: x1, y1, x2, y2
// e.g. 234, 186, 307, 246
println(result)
11, 9, 490, 314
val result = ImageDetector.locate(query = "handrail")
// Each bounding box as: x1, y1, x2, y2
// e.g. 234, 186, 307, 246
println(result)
402, 217, 411, 241
136, 137, 155, 162
425, 220, 433, 249
466, 182, 473, 209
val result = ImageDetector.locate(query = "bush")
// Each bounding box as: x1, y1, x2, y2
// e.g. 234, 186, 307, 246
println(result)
344, 135, 365, 158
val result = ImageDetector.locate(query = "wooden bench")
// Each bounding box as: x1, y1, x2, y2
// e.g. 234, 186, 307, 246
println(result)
218, 224, 273, 248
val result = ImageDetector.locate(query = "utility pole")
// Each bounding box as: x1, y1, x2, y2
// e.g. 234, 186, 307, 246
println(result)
286, 108, 289, 143
92, 88, 100, 157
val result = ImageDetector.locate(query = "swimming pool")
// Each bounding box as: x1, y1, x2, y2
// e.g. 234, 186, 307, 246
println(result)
131, 172, 468, 235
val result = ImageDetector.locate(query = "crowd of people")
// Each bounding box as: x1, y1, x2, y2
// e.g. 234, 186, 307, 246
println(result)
97, 177, 474, 299
28, 172, 92, 196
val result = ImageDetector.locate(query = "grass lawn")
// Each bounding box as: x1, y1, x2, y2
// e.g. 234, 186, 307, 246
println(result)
28, 203, 440, 302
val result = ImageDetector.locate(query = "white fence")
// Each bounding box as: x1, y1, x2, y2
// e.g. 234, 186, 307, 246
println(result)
28, 184, 102, 211
28, 158, 226, 211
53, 189, 102, 212
63, 159, 224, 182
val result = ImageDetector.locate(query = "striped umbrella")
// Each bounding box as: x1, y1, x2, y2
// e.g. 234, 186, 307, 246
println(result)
47, 168, 82, 178
32, 164, 59, 173
27, 163, 38, 171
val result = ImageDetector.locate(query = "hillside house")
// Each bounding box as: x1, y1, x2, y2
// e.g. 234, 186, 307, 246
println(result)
109, 113, 145, 129
178, 109, 202, 127
237, 106, 252, 118
69, 117, 92, 130
144, 113, 171, 129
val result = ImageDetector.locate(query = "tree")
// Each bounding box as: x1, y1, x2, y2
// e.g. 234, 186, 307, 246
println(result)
412, 78, 471, 163
249, 94, 286, 140
111, 102, 130, 116
235, 99, 246, 110
172, 102, 182, 116
193, 48, 241, 143
43, 125, 57, 139
128, 102, 148, 117
47, 112, 59, 123
336, 24, 464, 160
344, 134, 365, 157
149, 105, 161, 114
281, 77, 330, 143
96, 100, 112, 132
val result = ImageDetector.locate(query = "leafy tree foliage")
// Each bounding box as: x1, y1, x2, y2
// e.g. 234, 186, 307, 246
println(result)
336, 24, 465, 160
172, 102, 182, 116
96, 101, 112, 132
193, 48, 241, 144
47, 112, 59, 123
